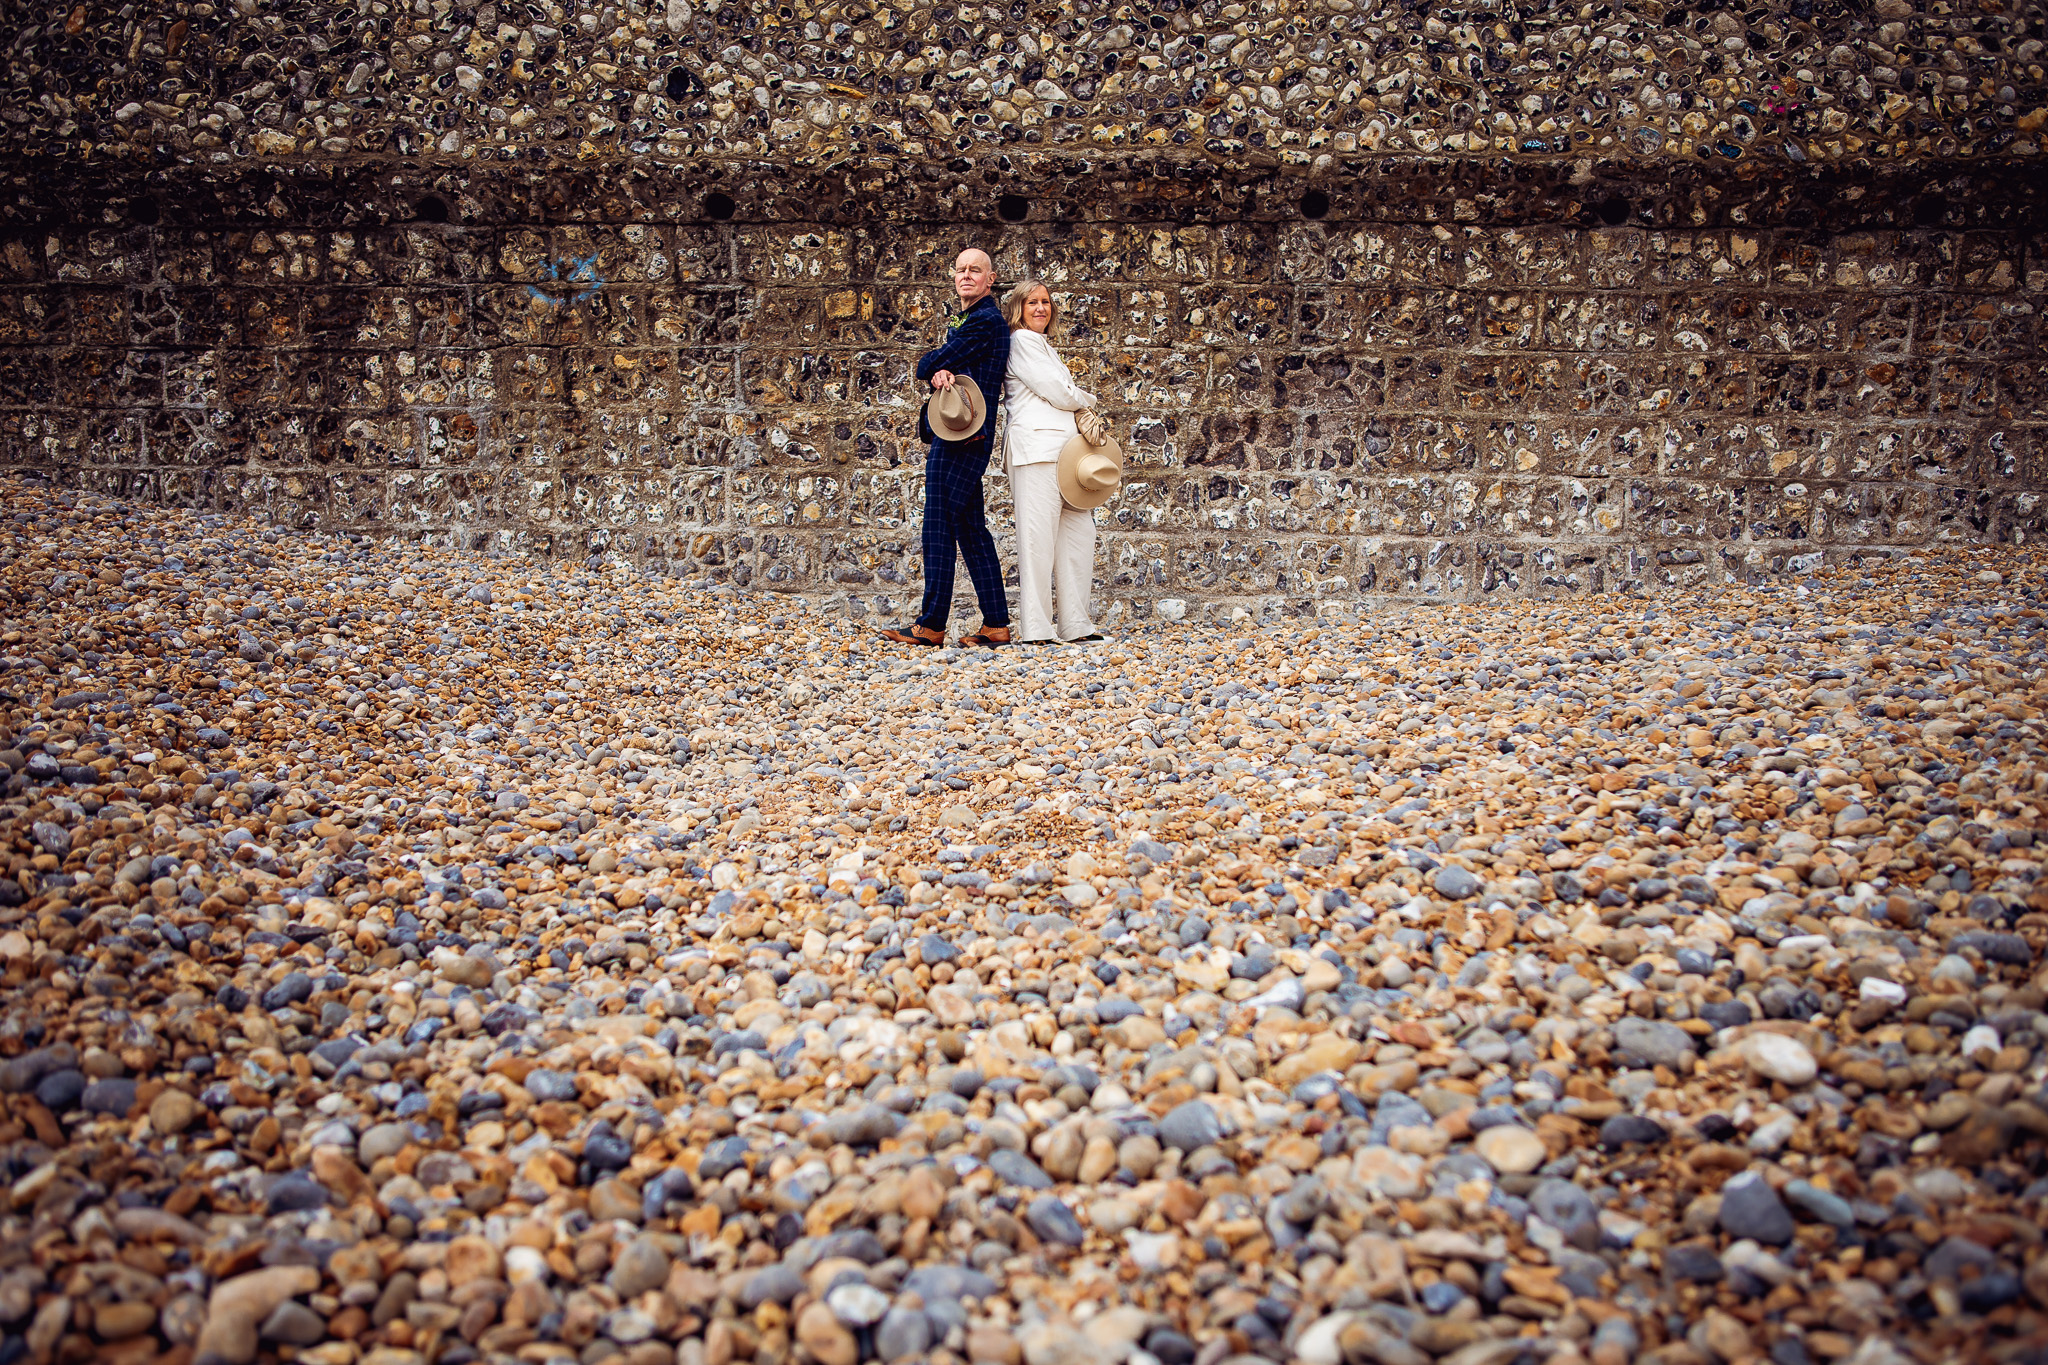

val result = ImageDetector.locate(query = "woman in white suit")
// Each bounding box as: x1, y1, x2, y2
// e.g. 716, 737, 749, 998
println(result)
1001, 279, 1104, 643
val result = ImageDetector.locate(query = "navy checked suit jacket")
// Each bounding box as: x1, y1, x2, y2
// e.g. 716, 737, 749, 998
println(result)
916, 294, 1012, 455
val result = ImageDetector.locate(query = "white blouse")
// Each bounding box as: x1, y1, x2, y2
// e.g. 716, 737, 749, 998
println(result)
1002, 329, 1096, 469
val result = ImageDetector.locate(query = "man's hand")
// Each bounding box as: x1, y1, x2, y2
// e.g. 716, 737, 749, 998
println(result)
930, 370, 955, 390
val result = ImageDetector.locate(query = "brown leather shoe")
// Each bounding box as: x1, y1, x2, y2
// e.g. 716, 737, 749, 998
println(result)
960, 624, 1011, 647
879, 623, 945, 647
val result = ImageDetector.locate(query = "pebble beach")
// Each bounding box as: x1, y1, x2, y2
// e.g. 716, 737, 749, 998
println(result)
2, 478, 2046, 1365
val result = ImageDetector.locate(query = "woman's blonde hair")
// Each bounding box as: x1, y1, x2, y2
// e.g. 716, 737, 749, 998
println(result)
1002, 278, 1059, 335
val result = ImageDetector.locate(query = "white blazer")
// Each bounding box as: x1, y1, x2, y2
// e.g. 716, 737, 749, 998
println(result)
1002, 329, 1096, 470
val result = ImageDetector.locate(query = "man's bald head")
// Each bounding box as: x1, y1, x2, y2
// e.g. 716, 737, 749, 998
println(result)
953, 249, 995, 308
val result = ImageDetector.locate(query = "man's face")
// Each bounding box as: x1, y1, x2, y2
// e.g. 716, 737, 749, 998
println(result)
953, 250, 994, 307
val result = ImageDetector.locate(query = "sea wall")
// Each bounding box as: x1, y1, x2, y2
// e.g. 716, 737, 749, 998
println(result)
3, 0, 2044, 616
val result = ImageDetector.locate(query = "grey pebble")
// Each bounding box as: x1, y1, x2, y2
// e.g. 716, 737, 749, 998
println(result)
1717, 1171, 1795, 1245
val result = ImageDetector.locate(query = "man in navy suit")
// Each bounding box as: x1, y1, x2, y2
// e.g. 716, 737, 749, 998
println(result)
880, 248, 1014, 648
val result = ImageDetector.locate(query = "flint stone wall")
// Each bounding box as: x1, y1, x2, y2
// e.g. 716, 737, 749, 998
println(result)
3, 0, 2046, 616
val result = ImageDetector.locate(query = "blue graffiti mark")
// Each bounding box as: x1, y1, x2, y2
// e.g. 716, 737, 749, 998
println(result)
527, 253, 605, 307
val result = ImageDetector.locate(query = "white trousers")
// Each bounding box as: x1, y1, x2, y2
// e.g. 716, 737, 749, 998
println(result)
1010, 462, 1097, 641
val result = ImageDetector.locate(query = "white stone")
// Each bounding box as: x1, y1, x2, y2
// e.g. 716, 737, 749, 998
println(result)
1154, 598, 1188, 622
825, 1283, 888, 1328
504, 1246, 549, 1286
1088, 1198, 1141, 1235
1741, 1033, 1816, 1086
1295, 1312, 1358, 1365
1857, 976, 1906, 1006
604, 1307, 657, 1344
1473, 1124, 1547, 1175
1124, 1230, 1179, 1273
1747, 1114, 1796, 1154
1961, 1023, 2001, 1063
1722, 1240, 1791, 1285
1910, 1167, 1969, 1205
1931, 954, 1977, 988
1089, 1081, 1132, 1112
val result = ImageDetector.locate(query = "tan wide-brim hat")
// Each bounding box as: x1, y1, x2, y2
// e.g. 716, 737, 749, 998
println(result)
1058, 427, 1123, 510
925, 375, 987, 441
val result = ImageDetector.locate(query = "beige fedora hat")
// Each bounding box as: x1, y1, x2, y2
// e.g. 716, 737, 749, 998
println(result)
1058, 417, 1123, 510
925, 375, 987, 441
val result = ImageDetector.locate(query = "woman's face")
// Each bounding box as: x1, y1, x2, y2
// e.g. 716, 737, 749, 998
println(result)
1022, 287, 1053, 334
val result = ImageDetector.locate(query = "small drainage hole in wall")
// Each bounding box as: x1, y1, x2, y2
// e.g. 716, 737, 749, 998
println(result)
704, 192, 736, 221
1596, 195, 1631, 225
1299, 189, 1330, 220
997, 194, 1029, 222
414, 195, 449, 223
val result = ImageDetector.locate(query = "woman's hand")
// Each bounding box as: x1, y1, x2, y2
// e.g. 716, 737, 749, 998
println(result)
930, 370, 955, 390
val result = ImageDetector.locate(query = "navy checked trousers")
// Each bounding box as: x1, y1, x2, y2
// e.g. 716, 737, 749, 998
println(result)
916, 439, 1010, 632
